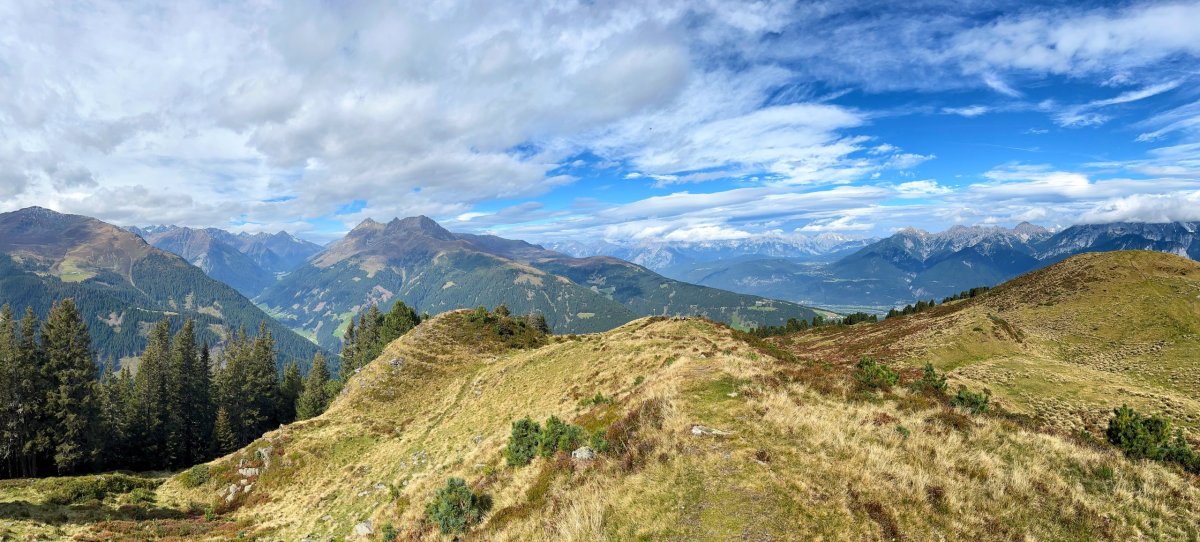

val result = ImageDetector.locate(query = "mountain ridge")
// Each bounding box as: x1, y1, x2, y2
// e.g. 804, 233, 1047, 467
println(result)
0, 207, 325, 367
258, 216, 828, 350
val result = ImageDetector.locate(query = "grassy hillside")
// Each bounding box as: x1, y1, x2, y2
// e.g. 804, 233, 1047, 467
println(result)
776, 250, 1200, 436
4, 250, 1198, 540
139, 311, 1194, 539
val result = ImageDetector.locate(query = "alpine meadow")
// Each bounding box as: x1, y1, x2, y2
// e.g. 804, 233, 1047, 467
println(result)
3, 1, 1200, 541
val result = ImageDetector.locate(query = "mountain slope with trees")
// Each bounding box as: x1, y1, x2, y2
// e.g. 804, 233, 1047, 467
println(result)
0, 207, 324, 367
670, 221, 1200, 310
257, 216, 826, 351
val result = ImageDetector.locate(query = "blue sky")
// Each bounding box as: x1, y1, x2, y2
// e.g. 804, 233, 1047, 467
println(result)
1, 1, 1199, 244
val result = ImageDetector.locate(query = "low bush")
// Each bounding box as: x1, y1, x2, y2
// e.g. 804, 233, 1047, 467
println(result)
855, 357, 899, 391
179, 464, 211, 488
505, 417, 541, 467
1106, 405, 1199, 473
951, 387, 990, 414
909, 362, 947, 394
41, 474, 160, 505
539, 416, 583, 457
425, 477, 491, 535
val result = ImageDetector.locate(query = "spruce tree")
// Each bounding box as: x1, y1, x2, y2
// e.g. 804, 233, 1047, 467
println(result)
296, 352, 331, 420
341, 319, 356, 381
186, 342, 215, 464
15, 308, 48, 476
133, 318, 172, 469
41, 299, 100, 474
278, 360, 303, 424
0, 305, 17, 476
212, 407, 237, 455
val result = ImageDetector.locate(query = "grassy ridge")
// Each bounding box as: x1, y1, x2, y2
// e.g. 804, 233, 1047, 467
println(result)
150, 302, 1198, 540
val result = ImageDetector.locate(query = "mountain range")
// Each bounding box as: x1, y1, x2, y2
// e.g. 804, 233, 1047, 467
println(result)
545, 233, 873, 271
256, 216, 829, 350
128, 225, 323, 297
664, 221, 1200, 310
0, 207, 324, 367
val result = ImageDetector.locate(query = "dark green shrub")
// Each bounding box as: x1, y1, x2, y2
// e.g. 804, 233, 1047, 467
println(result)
1107, 405, 1172, 460
589, 429, 610, 454
505, 417, 541, 467
855, 357, 899, 390
1106, 405, 1200, 473
951, 387, 990, 414
180, 464, 211, 488
910, 362, 947, 394
380, 522, 398, 542
425, 478, 490, 535
41, 474, 160, 505
539, 416, 583, 457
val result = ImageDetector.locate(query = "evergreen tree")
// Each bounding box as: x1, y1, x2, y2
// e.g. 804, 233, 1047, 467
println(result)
164, 319, 198, 467
41, 299, 100, 474
341, 319, 357, 381
15, 308, 48, 476
296, 352, 331, 420
0, 305, 17, 476
132, 318, 172, 469
278, 360, 303, 424
184, 342, 215, 464
212, 407, 237, 455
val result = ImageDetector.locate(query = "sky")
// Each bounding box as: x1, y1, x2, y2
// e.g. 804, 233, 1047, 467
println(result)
1, 1, 1199, 244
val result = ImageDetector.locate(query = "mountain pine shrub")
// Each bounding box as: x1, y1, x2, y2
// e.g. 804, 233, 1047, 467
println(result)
425, 477, 490, 535
951, 387, 990, 414
855, 357, 899, 390
908, 362, 948, 395
539, 416, 583, 457
505, 417, 541, 467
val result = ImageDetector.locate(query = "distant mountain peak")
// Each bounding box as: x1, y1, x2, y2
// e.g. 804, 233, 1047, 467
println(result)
385, 215, 456, 241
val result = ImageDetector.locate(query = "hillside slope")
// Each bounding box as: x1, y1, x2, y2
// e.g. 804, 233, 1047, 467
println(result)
0, 207, 324, 366
134, 226, 276, 297
676, 221, 1200, 311
148, 303, 1200, 540
777, 250, 1200, 435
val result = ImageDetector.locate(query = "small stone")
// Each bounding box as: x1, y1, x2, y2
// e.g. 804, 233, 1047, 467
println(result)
353, 520, 373, 537
238, 467, 261, 477
571, 446, 596, 461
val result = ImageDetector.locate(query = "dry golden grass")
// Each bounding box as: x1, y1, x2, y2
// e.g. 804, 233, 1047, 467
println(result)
149, 299, 1200, 541
779, 251, 1200, 437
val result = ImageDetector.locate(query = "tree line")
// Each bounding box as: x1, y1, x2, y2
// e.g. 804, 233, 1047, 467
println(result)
0, 299, 337, 478
747, 312, 878, 338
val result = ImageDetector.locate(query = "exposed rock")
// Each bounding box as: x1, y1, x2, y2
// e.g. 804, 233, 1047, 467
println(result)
257, 446, 274, 469
571, 446, 596, 461
353, 520, 373, 537
691, 425, 732, 437
238, 467, 261, 477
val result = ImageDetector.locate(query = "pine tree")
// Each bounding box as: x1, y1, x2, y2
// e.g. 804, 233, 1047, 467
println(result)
185, 342, 215, 464
278, 360, 303, 424
212, 407, 237, 455
296, 352, 331, 420
340, 319, 357, 382
15, 308, 48, 477
0, 305, 17, 477
164, 320, 197, 467
41, 299, 100, 474
133, 318, 172, 469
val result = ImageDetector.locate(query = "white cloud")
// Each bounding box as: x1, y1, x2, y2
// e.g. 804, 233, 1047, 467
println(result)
943, 105, 990, 117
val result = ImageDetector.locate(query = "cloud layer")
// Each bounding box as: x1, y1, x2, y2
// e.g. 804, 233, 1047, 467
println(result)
1, 1, 1198, 242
